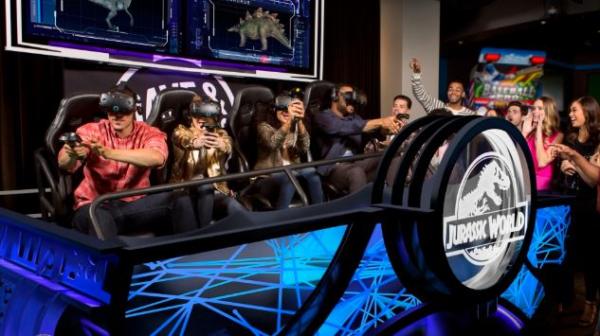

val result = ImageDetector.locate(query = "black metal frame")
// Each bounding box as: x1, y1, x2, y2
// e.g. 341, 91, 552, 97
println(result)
89, 152, 382, 240
18, 114, 571, 335
391, 117, 537, 303
402, 116, 479, 299
432, 118, 537, 299
380, 116, 472, 300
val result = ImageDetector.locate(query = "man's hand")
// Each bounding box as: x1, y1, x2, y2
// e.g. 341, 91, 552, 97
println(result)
396, 118, 407, 129
409, 58, 422, 74
84, 138, 111, 159
381, 115, 401, 134
63, 143, 88, 161
58, 142, 89, 171
560, 160, 576, 176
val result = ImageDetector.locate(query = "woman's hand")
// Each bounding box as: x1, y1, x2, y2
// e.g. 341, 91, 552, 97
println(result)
289, 100, 305, 119
191, 129, 207, 149
204, 132, 227, 151
560, 159, 576, 176
536, 109, 545, 129
521, 112, 536, 137
550, 144, 576, 160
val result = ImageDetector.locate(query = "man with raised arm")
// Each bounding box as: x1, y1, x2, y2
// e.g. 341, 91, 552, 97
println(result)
409, 58, 475, 116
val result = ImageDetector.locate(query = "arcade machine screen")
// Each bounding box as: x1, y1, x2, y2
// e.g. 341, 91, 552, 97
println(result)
469, 48, 546, 113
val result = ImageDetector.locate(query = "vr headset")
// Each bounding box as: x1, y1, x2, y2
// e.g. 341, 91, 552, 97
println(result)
274, 88, 304, 111
190, 100, 222, 129
59, 132, 82, 147
332, 86, 363, 107
341, 91, 360, 106
99, 88, 137, 115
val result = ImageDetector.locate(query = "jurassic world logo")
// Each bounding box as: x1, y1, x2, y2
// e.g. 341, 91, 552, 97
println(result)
443, 152, 528, 266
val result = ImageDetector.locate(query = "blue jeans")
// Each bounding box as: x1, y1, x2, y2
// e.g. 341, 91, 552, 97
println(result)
255, 168, 324, 209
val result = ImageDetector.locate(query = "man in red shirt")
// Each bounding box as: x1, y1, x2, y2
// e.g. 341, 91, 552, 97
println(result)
58, 84, 199, 239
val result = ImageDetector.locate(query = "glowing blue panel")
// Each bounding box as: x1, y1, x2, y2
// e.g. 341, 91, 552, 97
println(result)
0, 214, 114, 305
501, 265, 544, 318
503, 205, 570, 318
126, 226, 346, 335
527, 205, 570, 268
318, 224, 421, 335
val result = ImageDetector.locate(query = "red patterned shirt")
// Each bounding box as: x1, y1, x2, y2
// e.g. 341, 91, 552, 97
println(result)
59, 119, 168, 209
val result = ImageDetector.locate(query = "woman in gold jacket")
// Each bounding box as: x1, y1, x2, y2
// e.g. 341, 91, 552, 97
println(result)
170, 95, 244, 228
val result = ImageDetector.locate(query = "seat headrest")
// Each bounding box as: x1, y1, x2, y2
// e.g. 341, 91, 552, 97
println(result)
146, 89, 197, 127
304, 81, 335, 113
46, 94, 104, 155
230, 86, 274, 135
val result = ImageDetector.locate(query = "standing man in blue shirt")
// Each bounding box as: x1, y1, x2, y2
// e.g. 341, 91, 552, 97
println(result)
312, 84, 401, 193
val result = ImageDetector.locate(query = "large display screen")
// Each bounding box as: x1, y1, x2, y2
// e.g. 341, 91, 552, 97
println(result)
6, 0, 322, 81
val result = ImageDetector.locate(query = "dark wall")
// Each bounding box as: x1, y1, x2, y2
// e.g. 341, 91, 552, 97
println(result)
0, 10, 65, 209
0, 0, 381, 212
323, 0, 381, 119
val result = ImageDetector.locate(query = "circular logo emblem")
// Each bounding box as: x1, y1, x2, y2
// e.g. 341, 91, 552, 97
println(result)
442, 129, 531, 290
116, 66, 236, 123
444, 152, 527, 265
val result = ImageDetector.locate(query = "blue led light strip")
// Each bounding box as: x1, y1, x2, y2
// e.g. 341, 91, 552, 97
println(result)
319, 224, 421, 335
126, 227, 346, 335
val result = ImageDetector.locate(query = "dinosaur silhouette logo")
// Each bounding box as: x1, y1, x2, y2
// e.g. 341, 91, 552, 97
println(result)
227, 8, 292, 51
88, 0, 134, 31
457, 160, 510, 218
443, 152, 528, 267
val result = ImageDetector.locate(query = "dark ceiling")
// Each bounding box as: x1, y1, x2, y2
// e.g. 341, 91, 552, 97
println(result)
440, 1, 600, 63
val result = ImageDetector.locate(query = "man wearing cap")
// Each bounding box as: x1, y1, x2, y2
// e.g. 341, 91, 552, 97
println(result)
58, 84, 193, 239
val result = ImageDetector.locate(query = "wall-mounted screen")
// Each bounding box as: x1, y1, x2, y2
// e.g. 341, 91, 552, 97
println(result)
5, 0, 323, 81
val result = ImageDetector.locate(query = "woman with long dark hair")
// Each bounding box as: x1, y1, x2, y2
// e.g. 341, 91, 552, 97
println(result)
253, 91, 323, 209
558, 96, 600, 326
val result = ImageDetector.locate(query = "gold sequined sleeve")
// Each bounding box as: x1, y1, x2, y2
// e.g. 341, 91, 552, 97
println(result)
257, 122, 286, 151
172, 125, 196, 150
217, 129, 232, 155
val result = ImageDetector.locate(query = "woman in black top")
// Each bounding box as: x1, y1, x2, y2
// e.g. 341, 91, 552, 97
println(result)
559, 96, 600, 326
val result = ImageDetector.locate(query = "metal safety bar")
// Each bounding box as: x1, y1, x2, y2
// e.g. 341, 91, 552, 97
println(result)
89, 152, 383, 240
